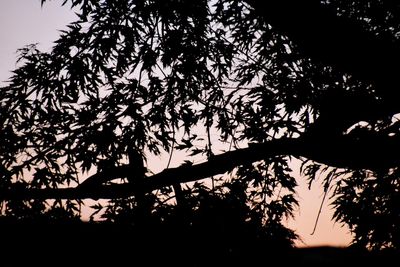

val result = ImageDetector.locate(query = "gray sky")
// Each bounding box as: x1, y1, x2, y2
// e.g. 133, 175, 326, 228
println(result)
0, 0, 351, 247
0, 0, 76, 84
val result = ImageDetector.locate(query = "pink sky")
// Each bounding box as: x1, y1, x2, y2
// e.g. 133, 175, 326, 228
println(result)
0, 0, 352, 247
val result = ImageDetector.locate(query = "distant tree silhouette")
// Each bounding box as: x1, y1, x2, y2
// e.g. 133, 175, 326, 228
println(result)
1, 0, 400, 252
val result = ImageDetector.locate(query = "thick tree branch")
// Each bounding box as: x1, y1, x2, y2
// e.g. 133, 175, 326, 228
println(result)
2, 134, 400, 200
0, 138, 301, 200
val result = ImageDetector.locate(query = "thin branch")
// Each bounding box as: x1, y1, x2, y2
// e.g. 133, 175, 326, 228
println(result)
310, 189, 328, 235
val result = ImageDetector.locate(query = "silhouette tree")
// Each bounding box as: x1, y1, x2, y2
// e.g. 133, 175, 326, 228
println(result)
1, 0, 400, 252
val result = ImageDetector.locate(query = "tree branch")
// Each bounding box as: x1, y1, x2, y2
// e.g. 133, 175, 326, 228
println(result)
0, 138, 301, 200
2, 134, 400, 200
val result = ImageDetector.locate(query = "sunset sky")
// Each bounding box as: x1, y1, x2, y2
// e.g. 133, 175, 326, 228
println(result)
0, 0, 352, 247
